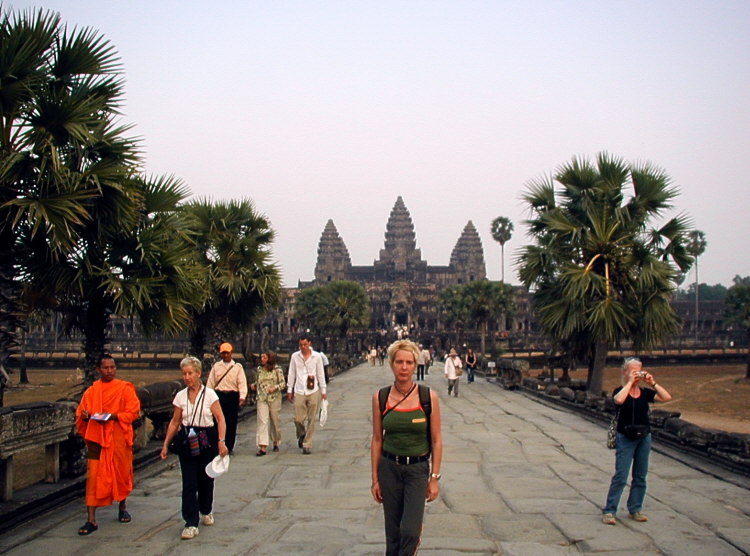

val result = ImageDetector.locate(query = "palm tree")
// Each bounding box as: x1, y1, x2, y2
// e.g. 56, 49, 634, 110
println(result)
517, 153, 693, 394
725, 276, 750, 380
438, 285, 468, 348
686, 230, 707, 341
183, 199, 282, 361
0, 6, 145, 387
460, 280, 515, 357
490, 216, 514, 282
39, 174, 199, 384
294, 281, 370, 341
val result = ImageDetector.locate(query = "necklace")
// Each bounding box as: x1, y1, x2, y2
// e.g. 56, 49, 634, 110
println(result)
393, 382, 415, 397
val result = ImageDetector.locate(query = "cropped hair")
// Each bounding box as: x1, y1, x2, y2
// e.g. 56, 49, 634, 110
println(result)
97, 354, 115, 368
387, 340, 420, 368
622, 357, 641, 370
298, 332, 313, 343
621, 357, 642, 385
180, 356, 203, 374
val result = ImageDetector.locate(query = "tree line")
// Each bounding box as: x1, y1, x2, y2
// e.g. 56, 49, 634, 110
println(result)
0, 8, 281, 398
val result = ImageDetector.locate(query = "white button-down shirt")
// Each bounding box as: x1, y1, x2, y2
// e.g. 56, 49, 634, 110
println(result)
287, 350, 326, 395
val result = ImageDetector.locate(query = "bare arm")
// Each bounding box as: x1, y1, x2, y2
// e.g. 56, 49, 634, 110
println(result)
426, 391, 442, 502
645, 372, 672, 402
370, 392, 384, 503
160, 407, 183, 459
211, 400, 229, 457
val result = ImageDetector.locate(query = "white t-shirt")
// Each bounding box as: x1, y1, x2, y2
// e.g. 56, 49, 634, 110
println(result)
173, 386, 220, 427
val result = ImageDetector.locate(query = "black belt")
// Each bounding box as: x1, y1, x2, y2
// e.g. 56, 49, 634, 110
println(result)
382, 451, 430, 465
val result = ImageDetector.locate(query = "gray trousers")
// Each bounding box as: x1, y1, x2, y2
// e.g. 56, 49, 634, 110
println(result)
378, 456, 429, 556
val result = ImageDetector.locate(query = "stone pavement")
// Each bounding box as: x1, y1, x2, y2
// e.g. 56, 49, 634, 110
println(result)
1, 361, 749, 555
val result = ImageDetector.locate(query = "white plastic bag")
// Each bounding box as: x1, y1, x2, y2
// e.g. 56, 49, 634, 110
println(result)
319, 399, 329, 427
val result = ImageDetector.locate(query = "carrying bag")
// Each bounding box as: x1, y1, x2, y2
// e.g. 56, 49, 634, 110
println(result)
168, 426, 189, 455
455, 366, 463, 377
606, 410, 618, 449
168, 387, 206, 456
623, 424, 649, 440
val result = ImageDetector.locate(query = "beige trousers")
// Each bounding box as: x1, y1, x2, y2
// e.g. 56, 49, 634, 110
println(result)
256, 397, 282, 447
293, 390, 321, 449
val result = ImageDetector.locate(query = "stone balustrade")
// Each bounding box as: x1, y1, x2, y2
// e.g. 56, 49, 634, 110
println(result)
517, 376, 750, 476
0, 402, 72, 501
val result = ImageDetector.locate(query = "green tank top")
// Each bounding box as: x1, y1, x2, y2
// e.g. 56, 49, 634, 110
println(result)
382, 406, 430, 456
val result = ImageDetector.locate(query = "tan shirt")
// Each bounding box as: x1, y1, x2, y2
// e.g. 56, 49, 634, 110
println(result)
207, 359, 248, 400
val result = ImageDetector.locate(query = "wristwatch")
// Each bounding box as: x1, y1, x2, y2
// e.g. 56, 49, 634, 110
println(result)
430, 473, 441, 481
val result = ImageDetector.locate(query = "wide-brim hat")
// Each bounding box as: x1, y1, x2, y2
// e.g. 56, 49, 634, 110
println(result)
449, 348, 458, 356
205, 454, 230, 478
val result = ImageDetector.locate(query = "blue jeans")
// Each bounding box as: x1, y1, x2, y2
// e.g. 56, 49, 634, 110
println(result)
467, 365, 476, 382
603, 432, 651, 515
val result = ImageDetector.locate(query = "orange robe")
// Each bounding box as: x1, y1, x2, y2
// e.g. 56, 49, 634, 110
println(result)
76, 378, 141, 507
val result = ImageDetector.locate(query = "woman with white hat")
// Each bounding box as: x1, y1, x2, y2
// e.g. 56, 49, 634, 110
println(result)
161, 356, 228, 540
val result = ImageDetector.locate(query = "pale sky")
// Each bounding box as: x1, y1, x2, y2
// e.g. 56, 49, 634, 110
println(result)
10, 1, 750, 287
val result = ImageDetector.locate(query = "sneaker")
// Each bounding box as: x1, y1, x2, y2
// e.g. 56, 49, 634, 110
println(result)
602, 513, 616, 525
181, 526, 200, 539
629, 512, 648, 522
302, 447, 312, 455
200, 513, 214, 526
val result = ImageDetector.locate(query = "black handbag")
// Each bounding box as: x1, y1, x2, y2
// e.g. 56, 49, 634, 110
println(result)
168, 387, 206, 456
168, 426, 189, 455
623, 424, 649, 440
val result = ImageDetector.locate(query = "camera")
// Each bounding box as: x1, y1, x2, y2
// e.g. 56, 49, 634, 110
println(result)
637, 371, 647, 378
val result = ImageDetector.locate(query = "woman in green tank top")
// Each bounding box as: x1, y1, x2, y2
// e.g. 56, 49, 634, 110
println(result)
371, 340, 443, 556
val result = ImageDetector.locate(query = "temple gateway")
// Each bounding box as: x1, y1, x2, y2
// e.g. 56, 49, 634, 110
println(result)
298, 195, 489, 333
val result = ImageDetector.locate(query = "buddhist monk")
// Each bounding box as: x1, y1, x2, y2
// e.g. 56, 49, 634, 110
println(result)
75, 354, 141, 535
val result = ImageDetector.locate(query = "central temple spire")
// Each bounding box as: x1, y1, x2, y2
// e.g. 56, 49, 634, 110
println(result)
376, 196, 425, 273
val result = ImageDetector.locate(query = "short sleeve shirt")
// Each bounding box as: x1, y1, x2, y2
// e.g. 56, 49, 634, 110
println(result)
173, 386, 220, 427
613, 386, 656, 433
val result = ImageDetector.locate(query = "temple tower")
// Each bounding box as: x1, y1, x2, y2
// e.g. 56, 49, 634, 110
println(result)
449, 221, 487, 283
314, 219, 352, 283
374, 196, 427, 280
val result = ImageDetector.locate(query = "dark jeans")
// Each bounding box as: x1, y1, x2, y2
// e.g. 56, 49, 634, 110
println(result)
467, 365, 476, 382
178, 432, 218, 527
603, 432, 652, 514
216, 390, 240, 451
416, 364, 425, 381
378, 456, 429, 556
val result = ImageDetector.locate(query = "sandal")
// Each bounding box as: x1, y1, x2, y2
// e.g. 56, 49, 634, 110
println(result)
78, 521, 98, 535
256, 449, 267, 457
118, 510, 132, 523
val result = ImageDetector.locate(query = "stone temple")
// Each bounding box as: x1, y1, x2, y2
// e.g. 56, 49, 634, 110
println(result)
303, 196, 487, 331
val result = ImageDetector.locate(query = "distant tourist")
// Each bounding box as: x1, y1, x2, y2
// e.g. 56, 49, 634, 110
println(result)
206, 342, 247, 455
161, 356, 228, 540
602, 357, 672, 525
371, 339, 442, 555
370, 346, 378, 366
252, 351, 286, 455
464, 348, 477, 383
75, 355, 141, 535
287, 333, 327, 454
444, 348, 462, 397
416, 344, 427, 381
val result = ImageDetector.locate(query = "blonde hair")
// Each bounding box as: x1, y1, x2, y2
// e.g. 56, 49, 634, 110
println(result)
387, 340, 420, 368
180, 356, 203, 375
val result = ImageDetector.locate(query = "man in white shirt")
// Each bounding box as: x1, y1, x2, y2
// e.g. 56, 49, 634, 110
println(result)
287, 334, 327, 454
206, 342, 247, 454
444, 348, 462, 398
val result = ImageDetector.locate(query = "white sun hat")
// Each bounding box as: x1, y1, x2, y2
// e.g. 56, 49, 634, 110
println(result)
205, 454, 230, 478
